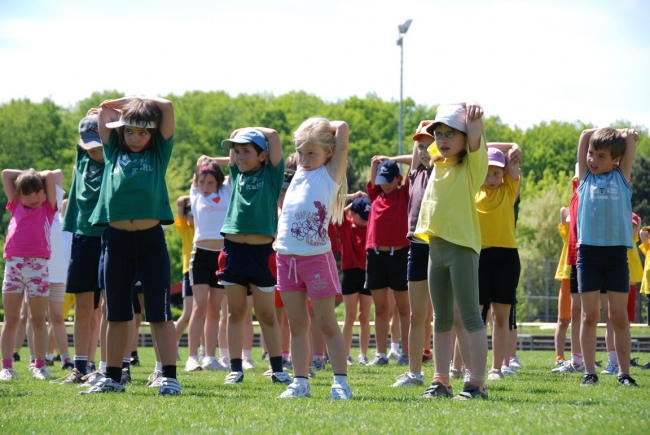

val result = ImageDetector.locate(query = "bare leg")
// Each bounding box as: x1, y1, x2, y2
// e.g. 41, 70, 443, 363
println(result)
28, 296, 50, 362
13, 297, 29, 357
358, 295, 372, 356
243, 295, 254, 355
342, 293, 359, 355
580, 291, 601, 373
280, 292, 311, 377
1, 293, 24, 362
408, 280, 428, 375
393, 290, 410, 355
370, 288, 390, 354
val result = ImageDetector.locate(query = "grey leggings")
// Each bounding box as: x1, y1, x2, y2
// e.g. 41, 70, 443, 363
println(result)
428, 237, 485, 333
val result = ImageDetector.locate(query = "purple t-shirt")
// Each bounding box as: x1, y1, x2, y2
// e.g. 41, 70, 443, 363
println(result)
4, 200, 56, 259
407, 164, 432, 239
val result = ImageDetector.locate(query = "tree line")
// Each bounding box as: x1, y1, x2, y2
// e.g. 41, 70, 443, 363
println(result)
1, 90, 648, 286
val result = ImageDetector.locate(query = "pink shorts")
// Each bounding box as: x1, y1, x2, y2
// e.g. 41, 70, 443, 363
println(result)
276, 252, 341, 300
2, 257, 50, 298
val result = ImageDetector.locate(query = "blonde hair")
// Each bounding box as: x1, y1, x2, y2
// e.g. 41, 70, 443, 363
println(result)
293, 117, 347, 225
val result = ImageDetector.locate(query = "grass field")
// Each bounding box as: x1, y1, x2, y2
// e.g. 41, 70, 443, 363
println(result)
1, 348, 650, 434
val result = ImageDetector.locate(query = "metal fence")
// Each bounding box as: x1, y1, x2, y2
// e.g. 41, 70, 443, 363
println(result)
518, 259, 648, 324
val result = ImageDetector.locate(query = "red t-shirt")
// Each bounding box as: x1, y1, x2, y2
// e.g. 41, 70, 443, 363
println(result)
365, 178, 410, 249
328, 223, 340, 253
336, 215, 367, 270
566, 179, 579, 266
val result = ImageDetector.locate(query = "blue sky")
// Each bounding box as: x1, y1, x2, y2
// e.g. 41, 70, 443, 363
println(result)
1, 0, 649, 129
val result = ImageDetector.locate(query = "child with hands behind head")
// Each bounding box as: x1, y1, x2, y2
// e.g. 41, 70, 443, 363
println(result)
366, 154, 412, 367
274, 117, 351, 399
413, 102, 489, 400
217, 127, 290, 386
576, 127, 638, 387
1, 168, 57, 382
85, 96, 181, 396
475, 143, 522, 380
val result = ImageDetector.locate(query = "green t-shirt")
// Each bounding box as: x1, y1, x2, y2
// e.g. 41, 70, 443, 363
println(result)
62, 145, 105, 237
220, 158, 284, 239
90, 130, 174, 226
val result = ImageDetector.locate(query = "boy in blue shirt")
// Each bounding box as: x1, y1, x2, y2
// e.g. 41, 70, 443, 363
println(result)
576, 127, 638, 387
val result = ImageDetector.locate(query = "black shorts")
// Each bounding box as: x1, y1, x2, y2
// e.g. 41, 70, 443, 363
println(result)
133, 287, 143, 315
342, 268, 371, 296
366, 248, 408, 291
189, 246, 222, 288
577, 245, 629, 293
478, 248, 520, 306
94, 289, 102, 310
509, 303, 517, 330
217, 238, 276, 289
103, 225, 172, 323
407, 242, 429, 282
98, 232, 107, 290
66, 234, 102, 294
182, 272, 193, 298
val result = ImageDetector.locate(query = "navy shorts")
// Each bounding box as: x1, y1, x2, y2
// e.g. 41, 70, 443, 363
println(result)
66, 234, 102, 294
342, 268, 371, 296
407, 242, 429, 282
182, 272, 193, 298
577, 245, 629, 293
133, 286, 143, 315
365, 248, 408, 291
189, 246, 222, 288
217, 238, 276, 289
103, 225, 172, 323
478, 248, 520, 306
98, 233, 107, 290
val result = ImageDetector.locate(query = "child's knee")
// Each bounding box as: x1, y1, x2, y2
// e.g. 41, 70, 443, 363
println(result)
358, 311, 370, 324
228, 305, 247, 323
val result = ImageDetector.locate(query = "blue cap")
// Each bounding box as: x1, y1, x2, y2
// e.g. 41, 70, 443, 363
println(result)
350, 197, 371, 222
79, 114, 102, 149
375, 160, 400, 185
221, 129, 268, 152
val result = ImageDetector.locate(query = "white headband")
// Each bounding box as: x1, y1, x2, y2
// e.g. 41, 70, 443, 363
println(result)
105, 116, 157, 129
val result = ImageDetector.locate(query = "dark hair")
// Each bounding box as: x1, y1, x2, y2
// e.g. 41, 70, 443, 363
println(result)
116, 98, 162, 153
15, 168, 44, 200
183, 199, 192, 217
233, 142, 266, 167
590, 127, 626, 160
195, 162, 225, 189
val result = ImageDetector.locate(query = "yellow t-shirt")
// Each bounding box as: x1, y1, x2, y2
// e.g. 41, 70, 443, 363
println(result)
476, 174, 520, 249
628, 232, 643, 283
414, 136, 488, 254
639, 239, 650, 295
554, 222, 571, 281
174, 215, 195, 275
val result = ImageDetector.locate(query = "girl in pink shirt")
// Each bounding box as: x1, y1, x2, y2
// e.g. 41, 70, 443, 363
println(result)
1, 168, 57, 381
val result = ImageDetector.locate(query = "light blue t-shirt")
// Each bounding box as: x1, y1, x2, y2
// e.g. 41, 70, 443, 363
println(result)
577, 168, 632, 248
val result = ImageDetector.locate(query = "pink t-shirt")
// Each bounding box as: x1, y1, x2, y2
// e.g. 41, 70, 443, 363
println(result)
366, 178, 410, 249
4, 200, 56, 259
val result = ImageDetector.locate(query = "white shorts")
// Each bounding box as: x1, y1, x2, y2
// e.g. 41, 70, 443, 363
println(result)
2, 257, 50, 298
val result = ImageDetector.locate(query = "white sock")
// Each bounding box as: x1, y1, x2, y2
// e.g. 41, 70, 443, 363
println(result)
243, 349, 252, 359
204, 356, 216, 364
199, 345, 205, 353
46, 353, 54, 360
390, 342, 400, 351
219, 348, 229, 359
333, 374, 348, 385
295, 376, 309, 385
99, 361, 107, 371
378, 353, 387, 358
155, 361, 162, 371
609, 351, 619, 365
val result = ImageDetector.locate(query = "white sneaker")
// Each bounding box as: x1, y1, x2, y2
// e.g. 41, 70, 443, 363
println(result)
487, 369, 504, 381
218, 356, 229, 368
463, 370, 471, 383
146, 370, 162, 387
78, 376, 125, 394
313, 358, 325, 371
387, 348, 401, 360
224, 371, 244, 384
357, 354, 369, 366
242, 357, 255, 370
278, 380, 311, 398
501, 365, 518, 376
78, 370, 105, 388
272, 371, 292, 384
601, 360, 619, 375
0, 368, 19, 381
32, 366, 50, 380
159, 377, 182, 396
346, 355, 354, 366
329, 381, 352, 399
509, 356, 522, 369
552, 360, 585, 374
392, 372, 425, 387
202, 358, 227, 371
184, 356, 202, 372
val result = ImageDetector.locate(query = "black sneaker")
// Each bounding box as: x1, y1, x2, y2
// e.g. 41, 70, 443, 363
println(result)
581, 373, 599, 386
642, 362, 650, 370
12, 352, 20, 362
130, 356, 140, 367
61, 360, 74, 370
45, 358, 54, 367
617, 374, 638, 387
630, 358, 640, 367
53, 354, 61, 362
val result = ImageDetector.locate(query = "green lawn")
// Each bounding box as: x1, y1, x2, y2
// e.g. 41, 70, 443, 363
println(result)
1, 348, 649, 434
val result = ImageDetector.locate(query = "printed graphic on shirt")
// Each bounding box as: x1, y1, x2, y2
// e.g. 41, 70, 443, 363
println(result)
290, 201, 329, 246
84, 164, 103, 185
239, 174, 263, 191
590, 180, 619, 201
114, 154, 154, 177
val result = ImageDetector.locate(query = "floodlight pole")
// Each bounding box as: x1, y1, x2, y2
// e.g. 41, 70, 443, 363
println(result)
397, 19, 412, 158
